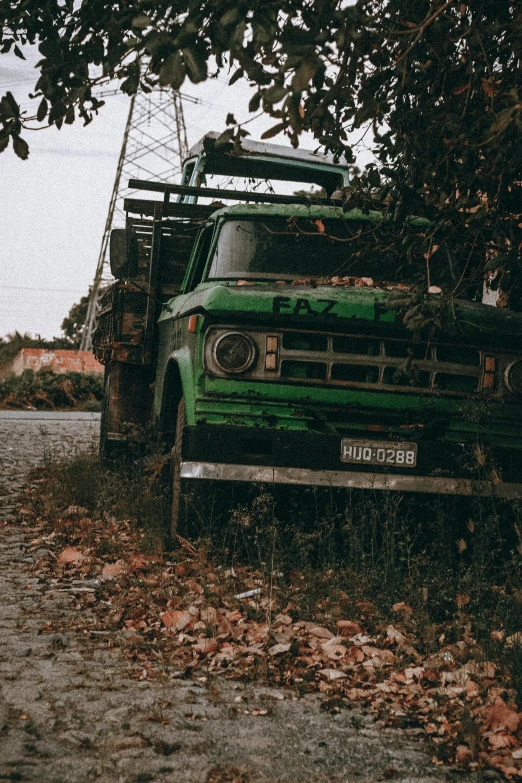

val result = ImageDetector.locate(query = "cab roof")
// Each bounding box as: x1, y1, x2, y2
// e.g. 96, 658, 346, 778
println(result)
184, 132, 343, 171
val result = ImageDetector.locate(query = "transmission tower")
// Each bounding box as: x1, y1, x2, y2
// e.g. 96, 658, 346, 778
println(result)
80, 88, 191, 351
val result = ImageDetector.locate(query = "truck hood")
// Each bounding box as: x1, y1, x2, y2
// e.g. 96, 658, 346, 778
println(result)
162, 282, 522, 349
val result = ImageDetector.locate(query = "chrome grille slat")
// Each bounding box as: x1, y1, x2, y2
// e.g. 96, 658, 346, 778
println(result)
276, 333, 485, 397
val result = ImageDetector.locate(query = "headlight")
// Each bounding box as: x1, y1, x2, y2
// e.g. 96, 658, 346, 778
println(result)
213, 332, 256, 374
506, 360, 522, 394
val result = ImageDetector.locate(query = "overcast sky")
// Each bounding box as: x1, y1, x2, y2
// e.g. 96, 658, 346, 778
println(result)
0, 49, 374, 341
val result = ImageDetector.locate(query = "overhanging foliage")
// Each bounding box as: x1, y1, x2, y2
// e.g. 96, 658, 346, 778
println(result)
1, 1, 521, 302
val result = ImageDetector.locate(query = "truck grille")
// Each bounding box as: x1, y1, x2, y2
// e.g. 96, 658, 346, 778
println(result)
276, 332, 488, 398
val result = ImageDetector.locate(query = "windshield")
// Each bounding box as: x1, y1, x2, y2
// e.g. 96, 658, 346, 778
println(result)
207, 217, 471, 291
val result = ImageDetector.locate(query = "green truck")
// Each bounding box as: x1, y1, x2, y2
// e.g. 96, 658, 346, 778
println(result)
93, 133, 522, 533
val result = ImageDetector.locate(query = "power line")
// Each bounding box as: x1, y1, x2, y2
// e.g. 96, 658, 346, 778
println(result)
1, 285, 86, 294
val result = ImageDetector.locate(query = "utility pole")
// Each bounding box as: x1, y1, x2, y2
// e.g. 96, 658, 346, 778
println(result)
80, 87, 190, 351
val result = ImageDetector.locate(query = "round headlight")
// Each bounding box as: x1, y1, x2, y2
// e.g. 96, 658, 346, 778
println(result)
213, 332, 256, 374
506, 361, 522, 394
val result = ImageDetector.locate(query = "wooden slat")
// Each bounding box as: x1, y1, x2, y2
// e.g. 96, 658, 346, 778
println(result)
124, 198, 217, 219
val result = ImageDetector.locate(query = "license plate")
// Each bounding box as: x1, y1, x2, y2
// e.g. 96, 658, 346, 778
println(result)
341, 439, 417, 468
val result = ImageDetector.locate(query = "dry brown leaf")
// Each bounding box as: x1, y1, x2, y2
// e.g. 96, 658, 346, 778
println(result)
308, 626, 334, 640
321, 638, 346, 660
56, 546, 87, 565
487, 732, 514, 750
318, 669, 347, 680
128, 554, 151, 571
101, 560, 125, 580
505, 632, 522, 648
194, 638, 218, 655
455, 745, 473, 763
161, 609, 193, 631
392, 601, 413, 615
269, 643, 291, 656
386, 625, 407, 643
201, 606, 218, 625
356, 601, 375, 615
486, 699, 520, 734
336, 620, 362, 637
453, 83, 470, 96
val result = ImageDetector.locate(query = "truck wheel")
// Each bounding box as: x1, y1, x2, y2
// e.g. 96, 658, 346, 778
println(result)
171, 397, 186, 537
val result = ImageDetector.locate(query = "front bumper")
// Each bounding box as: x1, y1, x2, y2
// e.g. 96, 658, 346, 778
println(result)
180, 424, 522, 498
180, 461, 522, 498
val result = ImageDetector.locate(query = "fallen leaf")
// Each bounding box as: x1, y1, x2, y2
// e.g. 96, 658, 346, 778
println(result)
318, 669, 347, 680
57, 546, 86, 565
194, 638, 218, 655
336, 620, 362, 637
505, 632, 522, 648
308, 626, 334, 640
455, 745, 473, 763
486, 699, 520, 734
386, 625, 407, 643
101, 560, 125, 580
269, 643, 291, 656
392, 602, 413, 615
201, 606, 218, 625
161, 609, 193, 631
488, 732, 514, 750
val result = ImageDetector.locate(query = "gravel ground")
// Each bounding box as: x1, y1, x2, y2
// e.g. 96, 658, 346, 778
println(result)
0, 411, 461, 783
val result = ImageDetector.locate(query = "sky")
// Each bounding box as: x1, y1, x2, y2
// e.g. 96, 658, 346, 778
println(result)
0, 48, 374, 341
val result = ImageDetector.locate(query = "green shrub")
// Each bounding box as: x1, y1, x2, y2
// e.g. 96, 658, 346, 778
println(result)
0, 368, 103, 410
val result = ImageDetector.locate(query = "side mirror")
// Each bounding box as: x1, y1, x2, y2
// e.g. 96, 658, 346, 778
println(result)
109, 228, 139, 279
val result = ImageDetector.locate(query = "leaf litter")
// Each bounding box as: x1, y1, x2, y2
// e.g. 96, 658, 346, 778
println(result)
21, 496, 522, 780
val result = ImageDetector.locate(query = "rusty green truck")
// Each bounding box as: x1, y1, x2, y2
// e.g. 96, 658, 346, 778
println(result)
93, 133, 522, 533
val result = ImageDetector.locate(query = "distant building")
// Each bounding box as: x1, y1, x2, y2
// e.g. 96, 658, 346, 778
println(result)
0, 349, 104, 379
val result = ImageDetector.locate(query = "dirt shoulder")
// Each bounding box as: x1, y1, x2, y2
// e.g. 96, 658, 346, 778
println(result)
0, 518, 451, 783
0, 411, 459, 783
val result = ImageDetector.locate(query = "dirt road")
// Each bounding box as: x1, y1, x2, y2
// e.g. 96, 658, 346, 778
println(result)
0, 412, 456, 782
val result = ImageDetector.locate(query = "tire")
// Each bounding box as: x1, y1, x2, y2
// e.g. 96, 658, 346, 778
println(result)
171, 397, 186, 537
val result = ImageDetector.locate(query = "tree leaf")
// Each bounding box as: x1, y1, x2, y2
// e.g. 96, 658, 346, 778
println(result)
36, 97, 48, 122
291, 58, 318, 93
228, 67, 244, 86
182, 48, 207, 84
261, 122, 285, 140
263, 84, 287, 105
248, 91, 262, 112
12, 134, 29, 160
158, 52, 185, 90
0, 132, 10, 154
214, 128, 234, 148
64, 105, 75, 125
131, 14, 151, 30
